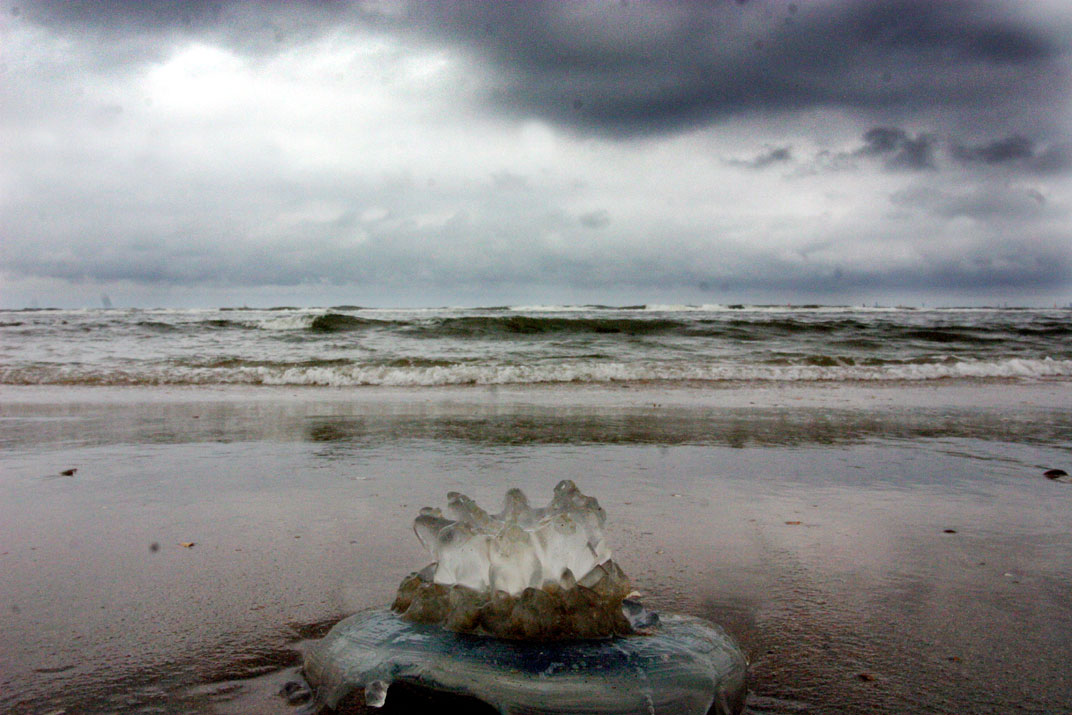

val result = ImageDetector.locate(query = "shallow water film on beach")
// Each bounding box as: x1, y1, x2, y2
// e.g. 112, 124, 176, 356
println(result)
2, 383, 1071, 713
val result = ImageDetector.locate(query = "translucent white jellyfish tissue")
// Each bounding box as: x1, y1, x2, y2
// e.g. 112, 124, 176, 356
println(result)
415, 481, 611, 594
302, 481, 748, 714
399, 480, 629, 639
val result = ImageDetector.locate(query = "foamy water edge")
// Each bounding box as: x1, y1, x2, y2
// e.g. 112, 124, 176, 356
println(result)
3, 358, 1070, 387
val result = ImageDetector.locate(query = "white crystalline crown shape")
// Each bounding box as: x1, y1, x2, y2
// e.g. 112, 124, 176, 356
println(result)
394, 480, 633, 639
413, 480, 612, 594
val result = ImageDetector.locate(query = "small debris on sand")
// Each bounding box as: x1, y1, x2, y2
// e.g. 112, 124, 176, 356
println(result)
178, 542, 196, 548
59, 468, 77, 476
943, 529, 957, 534
280, 680, 311, 705
1043, 468, 1068, 480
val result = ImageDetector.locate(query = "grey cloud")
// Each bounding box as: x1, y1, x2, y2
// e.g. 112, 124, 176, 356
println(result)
802, 127, 938, 173
13, 1, 1071, 139
491, 171, 530, 191
10, 0, 362, 65
578, 210, 610, 229
8, 183, 1068, 296
858, 127, 936, 171
820, 129, 1071, 175
952, 136, 1072, 174
729, 146, 792, 170
952, 135, 1034, 164
692, 239, 1071, 295
1033, 144, 1072, 173
890, 184, 1056, 220
5, 0, 1071, 306
0, 145, 574, 290
7, 233, 1069, 303
406, 1, 1070, 138
859, 128, 908, 156
1026, 188, 1046, 205
855, 254, 1070, 292
887, 136, 936, 171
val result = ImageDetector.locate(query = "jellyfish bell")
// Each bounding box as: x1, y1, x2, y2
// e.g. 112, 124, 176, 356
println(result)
304, 608, 748, 714
303, 481, 748, 714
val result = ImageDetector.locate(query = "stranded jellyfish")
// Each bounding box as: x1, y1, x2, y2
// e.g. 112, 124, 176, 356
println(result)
303, 481, 747, 713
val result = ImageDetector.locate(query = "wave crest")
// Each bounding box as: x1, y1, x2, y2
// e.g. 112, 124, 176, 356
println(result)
4, 358, 1070, 387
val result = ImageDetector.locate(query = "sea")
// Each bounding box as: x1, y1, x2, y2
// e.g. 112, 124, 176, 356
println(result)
2, 304, 1070, 387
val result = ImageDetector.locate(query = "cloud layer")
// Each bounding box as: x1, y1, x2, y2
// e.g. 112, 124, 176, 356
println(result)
2, 0, 1070, 307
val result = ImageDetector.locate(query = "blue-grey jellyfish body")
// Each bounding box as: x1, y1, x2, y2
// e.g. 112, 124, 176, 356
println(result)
303, 607, 748, 714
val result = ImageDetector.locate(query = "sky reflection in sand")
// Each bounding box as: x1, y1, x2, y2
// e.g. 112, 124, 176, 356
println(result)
1, 387, 1070, 713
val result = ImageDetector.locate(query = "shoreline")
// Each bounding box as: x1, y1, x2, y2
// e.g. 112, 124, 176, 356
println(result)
4, 376, 1071, 409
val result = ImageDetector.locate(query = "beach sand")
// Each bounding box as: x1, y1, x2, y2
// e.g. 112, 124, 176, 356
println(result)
2, 381, 1071, 714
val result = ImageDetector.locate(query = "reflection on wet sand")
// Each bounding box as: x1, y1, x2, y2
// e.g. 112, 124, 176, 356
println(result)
1, 385, 1070, 713
5, 400, 1072, 451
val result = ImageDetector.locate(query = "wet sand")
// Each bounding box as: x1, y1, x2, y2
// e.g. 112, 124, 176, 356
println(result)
2, 381, 1071, 714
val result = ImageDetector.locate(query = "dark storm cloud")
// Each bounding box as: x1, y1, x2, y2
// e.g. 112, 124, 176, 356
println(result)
819, 127, 1072, 175
857, 127, 936, 170
799, 127, 938, 174
403, 0, 1069, 137
952, 135, 1035, 164
859, 128, 909, 156
951, 136, 1072, 174
15, 0, 1070, 138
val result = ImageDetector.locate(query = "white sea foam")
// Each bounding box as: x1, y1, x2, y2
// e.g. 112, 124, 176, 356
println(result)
254, 314, 318, 330
4, 357, 1071, 387
509, 305, 599, 312
641, 304, 724, 312
2, 357, 1070, 387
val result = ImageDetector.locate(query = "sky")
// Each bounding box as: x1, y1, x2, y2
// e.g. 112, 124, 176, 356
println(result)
2, 0, 1071, 308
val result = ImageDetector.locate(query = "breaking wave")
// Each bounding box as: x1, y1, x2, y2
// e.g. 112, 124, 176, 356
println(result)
4, 358, 1070, 387
308, 313, 385, 332
406, 315, 687, 337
